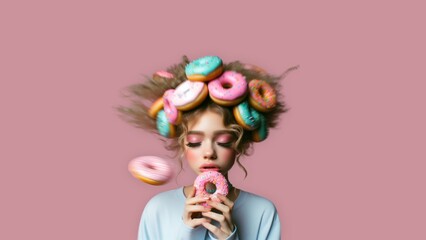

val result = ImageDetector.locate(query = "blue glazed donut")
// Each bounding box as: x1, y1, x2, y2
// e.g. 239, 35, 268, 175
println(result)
233, 101, 261, 130
185, 56, 224, 82
252, 113, 268, 142
156, 110, 175, 138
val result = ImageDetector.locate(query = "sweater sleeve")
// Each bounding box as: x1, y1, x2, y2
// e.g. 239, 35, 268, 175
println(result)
258, 204, 281, 240
207, 225, 240, 240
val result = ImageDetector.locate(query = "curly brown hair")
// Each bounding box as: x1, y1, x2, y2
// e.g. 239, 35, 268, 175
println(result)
117, 56, 296, 176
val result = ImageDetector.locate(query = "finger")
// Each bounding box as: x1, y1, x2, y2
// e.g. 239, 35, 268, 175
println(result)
201, 221, 229, 239
202, 211, 225, 223
185, 204, 211, 214
187, 217, 211, 228
206, 200, 233, 227
216, 194, 234, 208
201, 211, 232, 231
206, 200, 232, 215
183, 204, 211, 221
186, 187, 196, 198
185, 195, 210, 205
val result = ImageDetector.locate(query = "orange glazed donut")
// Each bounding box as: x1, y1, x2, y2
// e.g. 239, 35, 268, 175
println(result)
128, 156, 173, 185
248, 79, 277, 112
148, 97, 164, 119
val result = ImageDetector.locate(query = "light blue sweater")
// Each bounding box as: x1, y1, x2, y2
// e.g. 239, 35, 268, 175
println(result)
138, 187, 281, 240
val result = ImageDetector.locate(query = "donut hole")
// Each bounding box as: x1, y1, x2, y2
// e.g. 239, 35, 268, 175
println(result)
205, 182, 217, 194
222, 83, 232, 89
144, 163, 156, 170
258, 87, 265, 97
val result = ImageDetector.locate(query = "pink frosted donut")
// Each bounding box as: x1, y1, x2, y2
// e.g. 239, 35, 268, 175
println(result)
171, 80, 208, 111
208, 71, 248, 106
162, 89, 182, 125
128, 156, 172, 185
194, 171, 229, 204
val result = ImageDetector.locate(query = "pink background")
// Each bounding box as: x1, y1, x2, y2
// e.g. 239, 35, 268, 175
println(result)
1, 0, 425, 239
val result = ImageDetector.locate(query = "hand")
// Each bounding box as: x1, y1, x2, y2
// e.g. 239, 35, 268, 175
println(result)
201, 194, 235, 240
182, 187, 212, 228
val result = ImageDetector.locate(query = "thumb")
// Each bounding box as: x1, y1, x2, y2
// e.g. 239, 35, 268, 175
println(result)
187, 186, 196, 198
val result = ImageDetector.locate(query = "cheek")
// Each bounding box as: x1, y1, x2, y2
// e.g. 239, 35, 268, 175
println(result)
184, 148, 198, 162
220, 149, 236, 162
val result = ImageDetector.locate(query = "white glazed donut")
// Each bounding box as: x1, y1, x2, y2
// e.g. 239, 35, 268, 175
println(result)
171, 80, 208, 111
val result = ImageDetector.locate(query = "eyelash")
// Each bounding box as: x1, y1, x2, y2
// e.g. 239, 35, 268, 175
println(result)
217, 142, 233, 148
185, 142, 233, 148
185, 142, 201, 148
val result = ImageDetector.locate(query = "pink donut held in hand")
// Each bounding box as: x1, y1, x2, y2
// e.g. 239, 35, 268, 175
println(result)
171, 80, 208, 111
194, 171, 229, 206
163, 89, 182, 125
208, 71, 248, 107
128, 156, 173, 185
248, 79, 277, 112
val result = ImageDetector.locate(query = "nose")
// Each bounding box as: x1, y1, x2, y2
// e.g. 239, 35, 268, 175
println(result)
203, 142, 217, 160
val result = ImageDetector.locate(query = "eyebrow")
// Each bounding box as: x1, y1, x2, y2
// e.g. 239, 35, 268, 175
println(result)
187, 130, 234, 136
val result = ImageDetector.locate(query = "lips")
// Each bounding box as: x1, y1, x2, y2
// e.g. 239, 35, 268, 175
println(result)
200, 164, 220, 172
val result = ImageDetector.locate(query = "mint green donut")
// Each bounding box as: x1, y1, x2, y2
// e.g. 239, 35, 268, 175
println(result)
234, 101, 261, 130
252, 114, 268, 142
185, 56, 222, 76
156, 110, 175, 138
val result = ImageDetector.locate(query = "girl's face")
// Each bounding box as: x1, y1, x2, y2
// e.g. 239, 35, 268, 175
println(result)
184, 110, 237, 176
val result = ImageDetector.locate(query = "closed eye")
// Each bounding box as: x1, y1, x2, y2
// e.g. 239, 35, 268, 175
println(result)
186, 142, 201, 148
217, 142, 233, 148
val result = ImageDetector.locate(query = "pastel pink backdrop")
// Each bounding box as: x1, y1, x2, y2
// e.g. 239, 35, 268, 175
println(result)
1, 0, 425, 239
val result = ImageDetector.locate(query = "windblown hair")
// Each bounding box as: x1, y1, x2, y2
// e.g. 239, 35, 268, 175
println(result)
117, 56, 296, 176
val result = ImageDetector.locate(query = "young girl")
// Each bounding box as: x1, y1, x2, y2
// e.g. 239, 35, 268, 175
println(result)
119, 56, 292, 239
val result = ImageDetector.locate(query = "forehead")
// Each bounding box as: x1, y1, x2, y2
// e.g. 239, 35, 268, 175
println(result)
187, 110, 227, 132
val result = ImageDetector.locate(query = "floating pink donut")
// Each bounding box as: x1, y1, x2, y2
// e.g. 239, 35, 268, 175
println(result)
194, 171, 229, 205
128, 156, 173, 185
162, 89, 181, 125
208, 71, 248, 106
243, 63, 267, 74
171, 80, 208, 111
153, 70, 174, 79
